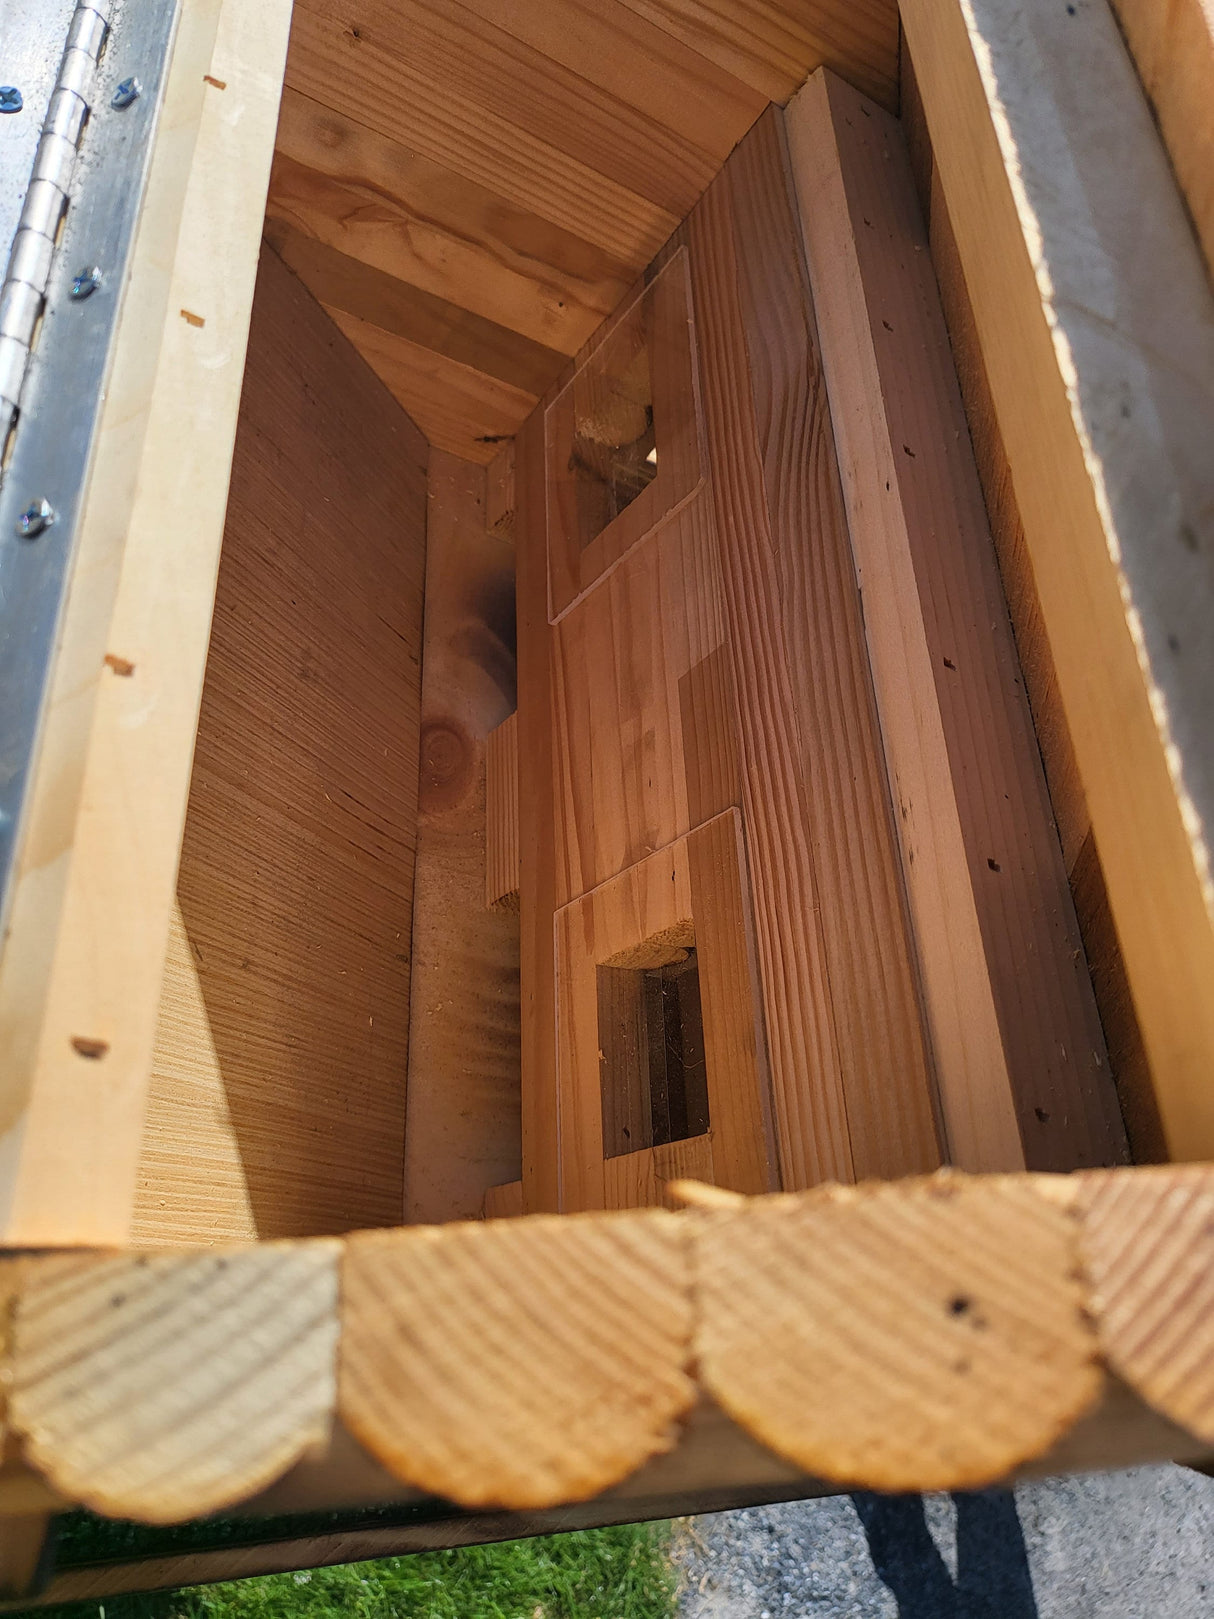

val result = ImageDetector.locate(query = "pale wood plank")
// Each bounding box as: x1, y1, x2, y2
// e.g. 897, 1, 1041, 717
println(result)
1110, 0, 1214, 280
284, 8, 679, 265
269, 90, 633, 357
618, 0, 898, 107
900, 0, 1214, 1159
788, 71, 1127, 1173
485, 711, 521, 911
0, 0, 293, 1244
697, 1174, 1102, 1492
721, 111, 941, 1182
327, 309, 536, 465
486, 442, 516, 540
404, 454, 522, 1225
340, 1212, 695, 1507
134, 245, 426, 1245
9, 1244, 339, 1522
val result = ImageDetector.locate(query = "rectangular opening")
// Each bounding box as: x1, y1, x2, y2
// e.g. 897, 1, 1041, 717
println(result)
566, 291, 658, 549
598, 945, 711, 1160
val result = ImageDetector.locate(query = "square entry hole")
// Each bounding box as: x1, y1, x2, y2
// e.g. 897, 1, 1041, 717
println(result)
598, 941, 709, 1159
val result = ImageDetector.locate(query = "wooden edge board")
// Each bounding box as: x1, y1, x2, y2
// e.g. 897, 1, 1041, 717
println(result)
897, 0, 1214, 1159
0, 1165, 1213, 1526
0, 0, 295, 1245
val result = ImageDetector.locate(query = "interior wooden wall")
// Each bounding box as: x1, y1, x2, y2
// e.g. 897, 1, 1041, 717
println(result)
132, 245, 429, 1244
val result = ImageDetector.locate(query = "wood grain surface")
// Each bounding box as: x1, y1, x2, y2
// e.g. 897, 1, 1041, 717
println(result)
134, 246, 427, 1244
9, 1244, 340, 1522
0, 0, 294, 1245
900, 0, 1214, 1160
900, 47, 1162, 1166
485, 710, 521, 910
788, 72, 1127, 1174
403, 453, 522, 1224
554, 811, 775, 1210
1109, 0, 1214, 280
340, 1211, 695, 1506
686, 111, 941, 1189
267, 0, 901, 458
3, 1165, 1214, 1528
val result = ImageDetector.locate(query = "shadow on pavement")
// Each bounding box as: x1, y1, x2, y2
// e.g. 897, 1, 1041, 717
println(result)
850, 1488, 1038, 1618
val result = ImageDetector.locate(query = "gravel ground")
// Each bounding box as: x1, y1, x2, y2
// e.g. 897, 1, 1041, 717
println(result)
673, 1465, 1214, 1618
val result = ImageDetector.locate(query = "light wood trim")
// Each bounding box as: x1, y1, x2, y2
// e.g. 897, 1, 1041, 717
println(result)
899, 0, 1214, 1160
516, 408, 562, 1213
403, 453, 522, 1224
787, 72, 1126, 1173
0, 0, 294, 1244
0, 1166, 1213, 1532
485, 711, 520, 911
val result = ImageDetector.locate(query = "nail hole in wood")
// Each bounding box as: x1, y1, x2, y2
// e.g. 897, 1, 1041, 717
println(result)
71, 1036, 109, 1059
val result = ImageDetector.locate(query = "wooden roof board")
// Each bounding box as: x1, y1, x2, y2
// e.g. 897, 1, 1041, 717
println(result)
268, 0, 899, 458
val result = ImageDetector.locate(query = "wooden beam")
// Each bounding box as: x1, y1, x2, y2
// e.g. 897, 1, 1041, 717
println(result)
403, 453, 522, 1225
899, 0, 1214, 1158
787, 72, 1126, 1173
0, 0, 293, 1245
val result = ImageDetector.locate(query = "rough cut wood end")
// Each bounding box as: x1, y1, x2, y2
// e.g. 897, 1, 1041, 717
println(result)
1, 1167, 1212, 1524
339, 1210, 695, 1508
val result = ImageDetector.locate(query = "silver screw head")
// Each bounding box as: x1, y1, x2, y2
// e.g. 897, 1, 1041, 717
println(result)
111, 76, 141, 109
16, 499, 55, 539
0, 87, 23, 113
70, 266, 102, 300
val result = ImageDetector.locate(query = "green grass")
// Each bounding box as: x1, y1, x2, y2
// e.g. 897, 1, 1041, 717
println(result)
26, 1521, 677, 1619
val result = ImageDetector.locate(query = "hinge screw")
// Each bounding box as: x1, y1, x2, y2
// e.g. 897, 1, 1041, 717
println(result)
16, 499, 55, 539
71, 266, 103, 300
111, 77, 141, 109
0, 87, 23, 114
